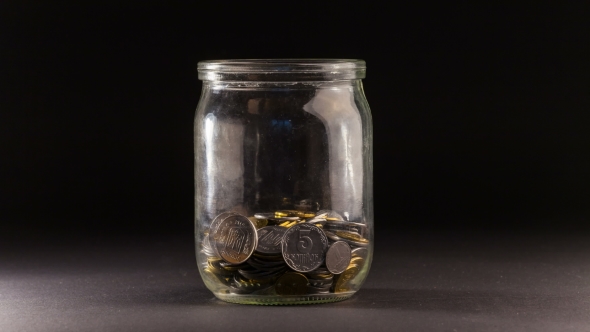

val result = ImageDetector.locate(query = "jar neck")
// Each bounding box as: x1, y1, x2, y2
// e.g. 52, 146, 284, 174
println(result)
203, 79, 364, 90
198, 59, 366, 82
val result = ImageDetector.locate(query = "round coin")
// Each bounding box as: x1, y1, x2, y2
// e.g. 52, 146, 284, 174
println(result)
256, 226, 287, 255
212, 214, 258, 264
333, 230, 366, 242
254, 212, 275, 220
324, 221, 368, 236
281, 223, 328, 273
334, 265, 360, 293
275, 272, 309, 296
323, 230, 342, 242
208, 211, 238, 257
325, 241, 352, 275
351, 247, 369, 259
317, 210, 344, 221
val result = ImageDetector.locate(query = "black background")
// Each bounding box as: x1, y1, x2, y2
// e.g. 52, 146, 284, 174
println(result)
2, 2, 590, 238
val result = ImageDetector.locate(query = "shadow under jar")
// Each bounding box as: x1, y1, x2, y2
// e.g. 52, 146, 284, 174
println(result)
194, 59, 373, 305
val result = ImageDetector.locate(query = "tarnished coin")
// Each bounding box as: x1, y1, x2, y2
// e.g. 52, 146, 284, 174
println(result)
212, 214, 257, 264
325, 241, 352, 275
275, 272, 309, 296
282, 223, 328, 273
208, 211, 238, 257
256, 226, 287, 255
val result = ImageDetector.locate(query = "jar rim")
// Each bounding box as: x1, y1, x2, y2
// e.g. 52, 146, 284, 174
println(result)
198, 59, 366, 81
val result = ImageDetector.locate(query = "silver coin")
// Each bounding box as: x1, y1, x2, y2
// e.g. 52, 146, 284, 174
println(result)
324, 230, 342, 242
340, 237, 369, 248
351, 247, 369, 260
317, 210, 344, 221
212, 214, 258, 264
268, 216, 300, 222
306, 217, 327, 225
281, 223, 328, 273
254, 212, 275, 220
248, 256, 286, 267
200, 235, 216, 257
325, 241, 352, 274
255, 226, 288, 255
324, 221, 368, 236
208, 212, 238, 257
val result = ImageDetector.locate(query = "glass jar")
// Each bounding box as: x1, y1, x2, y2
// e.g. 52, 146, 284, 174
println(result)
194, 59, 373, 305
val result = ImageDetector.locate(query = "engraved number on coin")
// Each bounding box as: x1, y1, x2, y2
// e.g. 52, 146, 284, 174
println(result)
297, 229, 313, 253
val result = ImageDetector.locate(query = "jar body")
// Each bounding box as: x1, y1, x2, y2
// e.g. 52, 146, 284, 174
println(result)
194, 63, 373, 305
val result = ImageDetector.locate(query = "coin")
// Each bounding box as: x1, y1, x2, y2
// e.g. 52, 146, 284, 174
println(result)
351, 247, 368, 259
333, 264, 360, 293
334, 230, 369, 247
248, 216, 268, 229
212, 214, 257, 264
254, 212, 275, 220
281, 223, 328, 273
200, 233, 216, 257
256, 226, 287, 255
348, 256, 365, 267
272, 216, 300, 221
275, 272, 309, 296
208, 212, 238, 257
247, 256, 286, 269
317, 210, 344, 221
274, 210, 304, 218
325, 241, 352, 275
324, 221, 368, 236
323, 230, 342, 242
334, 231, 365, 242
203, 268, 233, 286
306, 217, 327, 225
206, 257, 234, 276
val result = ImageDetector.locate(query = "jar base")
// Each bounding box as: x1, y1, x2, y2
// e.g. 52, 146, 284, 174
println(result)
214, 292, 354, 305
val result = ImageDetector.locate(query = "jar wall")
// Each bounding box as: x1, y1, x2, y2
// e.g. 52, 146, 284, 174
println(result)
194, 79, 373, 305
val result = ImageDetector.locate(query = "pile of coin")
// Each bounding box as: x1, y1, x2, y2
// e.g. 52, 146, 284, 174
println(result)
200, 209, 370, 296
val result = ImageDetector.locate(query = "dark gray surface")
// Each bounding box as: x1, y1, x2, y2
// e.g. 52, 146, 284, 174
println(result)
1, 232, 589, 331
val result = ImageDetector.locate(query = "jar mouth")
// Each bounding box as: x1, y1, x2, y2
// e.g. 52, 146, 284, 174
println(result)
198, 59, 366, 82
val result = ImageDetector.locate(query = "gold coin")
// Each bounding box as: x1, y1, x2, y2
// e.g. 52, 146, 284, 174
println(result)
206, 260, 234, 276
248, 216, 268, 228
334, 265, 360, 293
285, 221, 299, 228
274, 210, 294, 218
275, 272, 309, 296
334, 231, 369, 243
295, 211, 316, 218
349, 256, 365, 266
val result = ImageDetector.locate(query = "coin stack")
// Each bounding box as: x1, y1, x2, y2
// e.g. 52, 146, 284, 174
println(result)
200, 209, 370, 296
